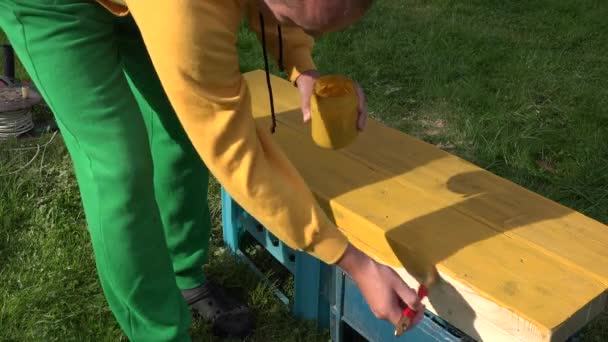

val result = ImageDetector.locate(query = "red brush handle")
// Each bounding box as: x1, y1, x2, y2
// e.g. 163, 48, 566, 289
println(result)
418, 286, 428, 298
401, 285, 428, 319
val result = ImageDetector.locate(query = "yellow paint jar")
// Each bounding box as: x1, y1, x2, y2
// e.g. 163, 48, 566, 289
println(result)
310, 75, 359, 149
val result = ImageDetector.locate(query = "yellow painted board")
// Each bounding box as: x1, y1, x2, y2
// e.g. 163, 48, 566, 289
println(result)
243, 70, 608, 287
249, 101, 606, 340
242, 70, 608, 341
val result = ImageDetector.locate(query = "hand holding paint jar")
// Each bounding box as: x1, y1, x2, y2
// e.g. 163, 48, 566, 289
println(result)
310, 75, 363, 149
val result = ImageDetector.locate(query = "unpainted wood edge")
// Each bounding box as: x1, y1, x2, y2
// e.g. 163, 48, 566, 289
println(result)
338, 229, 547, 342
390, 264, 545, 342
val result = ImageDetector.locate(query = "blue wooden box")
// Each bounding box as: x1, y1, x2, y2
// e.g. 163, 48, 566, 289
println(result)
221, 188, 466, 341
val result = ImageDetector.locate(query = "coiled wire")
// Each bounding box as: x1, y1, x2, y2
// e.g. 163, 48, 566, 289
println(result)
0, 107, 34, 139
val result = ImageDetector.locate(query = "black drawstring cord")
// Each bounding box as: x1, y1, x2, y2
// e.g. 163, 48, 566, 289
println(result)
277, 25, 284, 72
259, 12, 277, 134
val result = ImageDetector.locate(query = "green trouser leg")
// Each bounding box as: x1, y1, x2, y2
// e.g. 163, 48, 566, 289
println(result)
114, 16, 212, 290
1, 1, 211, 341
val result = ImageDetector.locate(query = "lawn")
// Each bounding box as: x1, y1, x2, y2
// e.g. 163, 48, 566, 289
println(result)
1, 0, 607, 341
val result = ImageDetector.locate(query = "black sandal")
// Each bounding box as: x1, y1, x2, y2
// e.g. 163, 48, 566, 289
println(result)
183, 280, 254, 338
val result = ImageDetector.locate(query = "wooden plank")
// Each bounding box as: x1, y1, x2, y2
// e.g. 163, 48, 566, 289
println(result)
242, 70, 608, 341
249, 103, 606, 340
243, 70, 608, 288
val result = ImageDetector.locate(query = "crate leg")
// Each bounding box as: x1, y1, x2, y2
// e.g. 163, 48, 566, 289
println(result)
331, 268, 346, 342
293, 252, 322, 322
221, 187, 332, 329
221, 188, 241, 253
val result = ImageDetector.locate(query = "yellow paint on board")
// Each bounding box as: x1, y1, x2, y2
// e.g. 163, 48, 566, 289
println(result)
242, 70, 608, 341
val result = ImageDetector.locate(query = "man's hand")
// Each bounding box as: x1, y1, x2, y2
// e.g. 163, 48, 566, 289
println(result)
295, 70, 367, 130
337, 244, 425, 331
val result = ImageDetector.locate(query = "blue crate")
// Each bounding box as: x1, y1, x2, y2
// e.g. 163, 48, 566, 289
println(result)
221, 187, 469, 341
221, 188, 332, 328
331, 268, 465, 342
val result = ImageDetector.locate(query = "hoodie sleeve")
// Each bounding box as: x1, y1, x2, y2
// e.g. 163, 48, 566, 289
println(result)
245, 2, 317, 84
124, 0, 350, 264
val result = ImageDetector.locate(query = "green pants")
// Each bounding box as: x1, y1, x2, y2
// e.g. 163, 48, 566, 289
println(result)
1, 1, 212, 340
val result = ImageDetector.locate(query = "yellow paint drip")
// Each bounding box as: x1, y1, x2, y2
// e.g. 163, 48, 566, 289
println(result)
310, 75, 359, 149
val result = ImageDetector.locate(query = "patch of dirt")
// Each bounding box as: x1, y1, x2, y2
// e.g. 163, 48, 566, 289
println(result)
419, 118, 447, 136
399, 101, 471, 153
536, 159, 557, 173
436, 142, 457, 150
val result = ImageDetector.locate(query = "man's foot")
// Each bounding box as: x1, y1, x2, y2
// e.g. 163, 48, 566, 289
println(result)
182, 280, 254, 338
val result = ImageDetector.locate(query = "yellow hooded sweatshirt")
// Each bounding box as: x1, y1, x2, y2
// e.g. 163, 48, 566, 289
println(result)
94, 0, 351, 264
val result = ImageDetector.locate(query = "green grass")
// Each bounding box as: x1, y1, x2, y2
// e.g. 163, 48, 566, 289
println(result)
1, 0, 607, 341
0, 134, 323, 342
